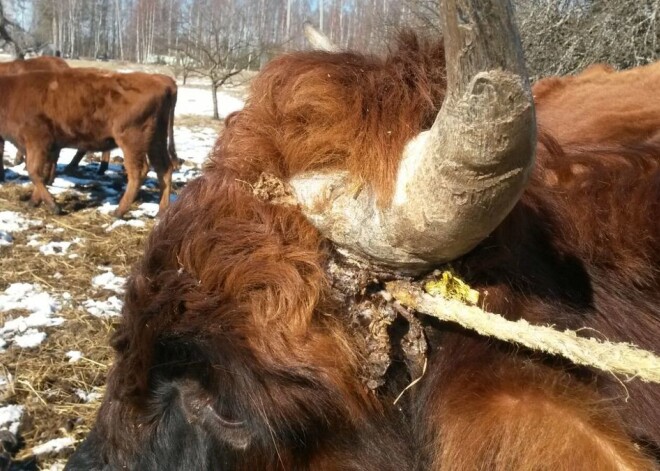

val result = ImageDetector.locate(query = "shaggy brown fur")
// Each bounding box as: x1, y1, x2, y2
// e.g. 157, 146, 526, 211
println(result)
0, 68, 175, 216
66, 35, 660, 470
534, 60, 660, 146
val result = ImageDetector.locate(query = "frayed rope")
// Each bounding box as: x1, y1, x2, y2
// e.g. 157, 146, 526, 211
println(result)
386, 280, 660, 384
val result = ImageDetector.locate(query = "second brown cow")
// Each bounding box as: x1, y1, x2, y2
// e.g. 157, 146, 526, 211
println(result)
0, 68, 175, 217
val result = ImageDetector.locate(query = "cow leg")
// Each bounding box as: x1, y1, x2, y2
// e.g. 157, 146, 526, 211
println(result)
45, 149, 61, 185
155, 167, 173, 215
148, 146, 173, 216
64, 150, 86, 175
26, 147, 61, 214
98, 152, 110, 175
114, 151, 147, 218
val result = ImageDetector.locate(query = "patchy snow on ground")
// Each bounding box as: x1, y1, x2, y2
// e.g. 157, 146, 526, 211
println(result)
27, 237, 83, 256
0, 404, 24, 435
13, 329, 48, 348
0, 211, 42, 238
75, 388, 102, 403
129, 202, 160, 219
176, 86, 244, 119
83, 296, 123, 318
65, 350, 83, 363
92, 270, 126, 294
0, 283, 64, 350
104, 219, 146, 232
31, 437, 76, 456
173, 126, 219, 166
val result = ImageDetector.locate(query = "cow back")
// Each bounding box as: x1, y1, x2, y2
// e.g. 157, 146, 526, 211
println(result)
534, 61, 660, 145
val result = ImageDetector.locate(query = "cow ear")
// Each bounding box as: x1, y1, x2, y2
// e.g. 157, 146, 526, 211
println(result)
175, 379, 254, 450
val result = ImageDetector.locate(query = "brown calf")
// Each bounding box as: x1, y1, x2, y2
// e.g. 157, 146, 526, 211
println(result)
0, 56, 112, 175
0, 68, 174, 216
63, 72, 179, 174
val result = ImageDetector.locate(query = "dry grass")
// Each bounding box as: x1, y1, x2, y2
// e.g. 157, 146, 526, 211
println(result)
175, 114, 224, 129
0, 184, 155, 469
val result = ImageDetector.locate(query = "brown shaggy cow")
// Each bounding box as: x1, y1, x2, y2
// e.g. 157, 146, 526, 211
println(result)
0, 68, 175, 216
62, 72, 179, 175
0, 57, 114, 172
66, 0, 659, 470
0, 56, 78, 169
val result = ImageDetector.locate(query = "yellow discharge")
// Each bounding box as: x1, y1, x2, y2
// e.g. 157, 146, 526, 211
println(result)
424, 270, 480, 306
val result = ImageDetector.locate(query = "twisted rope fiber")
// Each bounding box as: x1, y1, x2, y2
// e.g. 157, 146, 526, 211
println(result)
386, 281, 660, 383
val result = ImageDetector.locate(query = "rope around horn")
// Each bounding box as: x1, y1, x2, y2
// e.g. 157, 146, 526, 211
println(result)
251, 174, 660, 384
386, 279, 660, 384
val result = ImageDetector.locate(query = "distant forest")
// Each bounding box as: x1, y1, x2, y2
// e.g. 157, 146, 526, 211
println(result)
1, 0, 658, 78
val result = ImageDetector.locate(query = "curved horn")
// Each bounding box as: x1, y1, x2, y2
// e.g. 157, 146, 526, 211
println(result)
303, 21, 340, 52
291, 0, 536, 274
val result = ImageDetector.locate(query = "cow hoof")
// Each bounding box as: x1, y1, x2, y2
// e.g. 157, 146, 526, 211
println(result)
112, 209, 127, 219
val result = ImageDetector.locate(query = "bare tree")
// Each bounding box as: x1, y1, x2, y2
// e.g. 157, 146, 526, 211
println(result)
0, 0, 24, 57
180, 15, 251, 120
515, 0, 659, 78
406, 0, 659, 79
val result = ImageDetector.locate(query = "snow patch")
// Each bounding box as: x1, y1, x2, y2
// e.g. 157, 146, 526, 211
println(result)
84, 296, 123, 318
32, 437, 75, 456
0, 211, 40, 236
66, 350, 83, 363
97, 203, 119, 215
75, 389, 101, 403
13, 329, 47, 348
105, 219, 146, 232
92, 271, 126, 294
31, 237, 83, 256
129, 202, 160, 219
176, 86, 244, 119
0, 283, 63, 350
172, 126, 218, 166
0, 404, 23, 435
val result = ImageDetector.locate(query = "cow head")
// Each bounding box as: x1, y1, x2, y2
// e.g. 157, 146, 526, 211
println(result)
65, 0, 536, 469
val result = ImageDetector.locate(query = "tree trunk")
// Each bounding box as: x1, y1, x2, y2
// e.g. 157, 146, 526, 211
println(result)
211, 82, 219, 120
